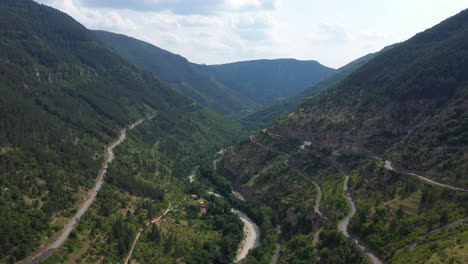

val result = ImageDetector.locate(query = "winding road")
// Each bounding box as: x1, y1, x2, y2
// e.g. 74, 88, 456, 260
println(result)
212, 149, 225, 173
384, 161, 468, 192
421, 216, 468, 238
285, 160, 323, 217
392, 216, 468, 259
249, 135, 289, 156
299, 144, 383, 264
249, 136, 325, 263
22, 117, 153, 264
249, 136, 324, 217
270, 225, 282, 264
187, 166, 199, 183
255, 131, 466, 263
124, 202, 173, 264
336, 172, 383, 264
208, 150, 261, 263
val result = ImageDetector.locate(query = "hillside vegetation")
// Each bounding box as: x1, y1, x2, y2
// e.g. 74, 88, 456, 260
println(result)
239, 49, 389, 130
198, 59, 335, 107
0, 0, 243, 262
218, 8, 468, 264
94, 30, 256, 116
272, 9, 468, 187
95, 31, 336, 118
2, 0, 468, 263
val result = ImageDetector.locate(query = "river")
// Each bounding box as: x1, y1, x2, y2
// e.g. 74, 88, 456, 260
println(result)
232, 209, 261, 263
206, 191, 261, 263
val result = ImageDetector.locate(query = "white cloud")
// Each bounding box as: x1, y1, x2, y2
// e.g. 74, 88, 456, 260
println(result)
41, 0, 137, 32
234, 13, 275, 28
225, 0, 280, 11
236, 29, 271, 41
34, 0, 285, 65
358, 30, 388, 41
73, 0, 281, 14
34, 0, 467, 68
305, 22, 351, 44
229, 13, 275, 42
178, 15, 222, 27
76, 0, 221, 15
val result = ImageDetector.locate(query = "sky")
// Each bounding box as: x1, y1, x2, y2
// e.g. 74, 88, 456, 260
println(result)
34, 0, 467, 68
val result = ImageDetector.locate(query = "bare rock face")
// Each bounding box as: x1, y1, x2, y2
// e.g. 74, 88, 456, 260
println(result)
266, 93, 468, 188
220, 150, 243, 179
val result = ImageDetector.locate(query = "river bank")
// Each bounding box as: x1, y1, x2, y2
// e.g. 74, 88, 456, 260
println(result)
232, 209, 261, 263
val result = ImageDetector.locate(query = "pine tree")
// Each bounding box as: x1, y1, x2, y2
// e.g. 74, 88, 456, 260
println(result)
164, 232, 174, 254
150, 224, 161, 244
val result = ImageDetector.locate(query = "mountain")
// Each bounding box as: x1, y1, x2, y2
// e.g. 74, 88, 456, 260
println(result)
197, 59, 336, 107
271, 9, 468, 187
0, 0, 244, 262
3, 0, 467, 263
94, 31, 335, 117
94, 30, 256, 116
239, 50, 385, 129
217, 8, 468, 264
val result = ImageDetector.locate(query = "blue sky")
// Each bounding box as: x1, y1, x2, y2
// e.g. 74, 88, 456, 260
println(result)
34, 0, 467, 68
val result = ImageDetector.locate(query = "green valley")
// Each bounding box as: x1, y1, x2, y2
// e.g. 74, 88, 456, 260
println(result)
1, 0, 468, 264
94, 31, 335, 118
216, 8, 468, 264
0, 0, 245, 263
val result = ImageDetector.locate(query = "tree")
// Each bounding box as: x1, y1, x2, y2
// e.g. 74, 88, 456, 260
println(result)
150, 224, 161, 244
320, 247, 329, 259
164, 233, 174, 254
440, 209, 449, 225
396, 205, 404, 219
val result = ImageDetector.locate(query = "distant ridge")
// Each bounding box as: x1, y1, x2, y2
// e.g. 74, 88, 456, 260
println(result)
94, 30, 335, 116
94, 30, 255, 116
196, 58, 335, 106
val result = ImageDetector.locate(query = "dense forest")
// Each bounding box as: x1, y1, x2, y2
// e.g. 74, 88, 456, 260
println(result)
1, 0, 468, 263
197, 59, 335, 107
218, 7, 468, 264
239, 49, 386, 130
94, 30, 336, 118
39, 122, 246, 264
0, 0, 244, 262
94, 30, 256, 116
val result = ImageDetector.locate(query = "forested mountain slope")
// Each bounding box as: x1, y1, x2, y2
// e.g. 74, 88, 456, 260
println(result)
240, 51, 383, 129
94, 30, 256, 116
0, 0, 243, 262
271, 8, 468, 187
95, 31, 336, 117
196, 59, 335, 107
217, 8, 468, 264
